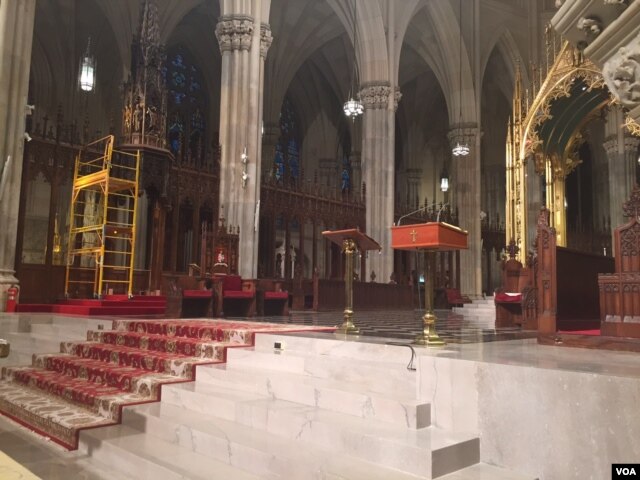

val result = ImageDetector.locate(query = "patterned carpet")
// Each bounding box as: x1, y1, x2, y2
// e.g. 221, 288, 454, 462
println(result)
0, 319, 335, 449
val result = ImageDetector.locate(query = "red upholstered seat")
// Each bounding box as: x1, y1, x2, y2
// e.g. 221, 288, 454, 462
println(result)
223, 290, 254, 299
495, 292, 522, 303
264, 291, 288, 300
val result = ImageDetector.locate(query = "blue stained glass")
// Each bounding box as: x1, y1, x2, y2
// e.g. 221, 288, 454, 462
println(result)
288, 139, 299, 179
166, 48, 207, 162
274, 144, 284, 181
341, 156, 350, 192
172, 54, 185, 69
172, 71, 185, 87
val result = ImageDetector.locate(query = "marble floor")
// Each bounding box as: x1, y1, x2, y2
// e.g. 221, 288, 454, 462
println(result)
0, 308, 639, 479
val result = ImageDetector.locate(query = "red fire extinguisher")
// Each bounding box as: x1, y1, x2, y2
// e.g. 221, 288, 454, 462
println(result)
5, 285, 18, 313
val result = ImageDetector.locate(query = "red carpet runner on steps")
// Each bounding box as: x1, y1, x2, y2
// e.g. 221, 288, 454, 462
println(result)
0, 319, 335, 449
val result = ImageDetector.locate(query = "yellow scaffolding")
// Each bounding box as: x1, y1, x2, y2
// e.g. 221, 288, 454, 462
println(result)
64, 135, 140, 298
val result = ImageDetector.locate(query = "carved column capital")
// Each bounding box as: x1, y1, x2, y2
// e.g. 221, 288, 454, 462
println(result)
603, 32, 640, 110
260, 23, 273, 58
215, 15, 254, 53
623, 134, 640, 152
603, 136, 618, 155
447, 125, 479, 149
358, 83, 402, 111
405, 168, 423, 183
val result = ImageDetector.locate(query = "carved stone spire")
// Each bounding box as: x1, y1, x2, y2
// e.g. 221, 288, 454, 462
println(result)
122, 0, 167, 149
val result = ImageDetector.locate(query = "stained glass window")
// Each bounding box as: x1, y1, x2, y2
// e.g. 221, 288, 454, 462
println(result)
165, 48, 207, 165
275, 97, 301, 185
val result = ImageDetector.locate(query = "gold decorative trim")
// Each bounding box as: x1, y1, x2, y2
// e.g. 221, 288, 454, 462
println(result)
625, 116, 640, 137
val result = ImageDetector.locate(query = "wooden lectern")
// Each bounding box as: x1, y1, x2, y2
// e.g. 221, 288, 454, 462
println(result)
322, 228, 381, 334
391, 222, 468, 345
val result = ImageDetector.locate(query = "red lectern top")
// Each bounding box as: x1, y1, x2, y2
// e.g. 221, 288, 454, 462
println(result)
322, 228, 381, 251
391, 222, 468, 251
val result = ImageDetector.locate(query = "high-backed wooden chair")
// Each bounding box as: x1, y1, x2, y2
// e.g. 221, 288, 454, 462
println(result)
494, 240, 537, 329
213, 274, 256, 317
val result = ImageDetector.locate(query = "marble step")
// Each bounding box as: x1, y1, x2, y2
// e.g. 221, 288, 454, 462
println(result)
4, 331, 64, 354
0, 351, 33, 366
252, 332, 427, 365
123, 402, 427, 480
78, 424, 268, 480
225, 346, 417, 396
161, 381, 479, 477
196, 362, 429, 429
438, 463, 538, 480
29, 323, 103, 339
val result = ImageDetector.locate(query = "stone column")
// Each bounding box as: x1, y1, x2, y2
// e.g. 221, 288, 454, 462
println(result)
449, 126, 482, 298
0, 0, 36, 311
604, 105, 640, 235
360, 83, 401, 284
215, 11, 272, 278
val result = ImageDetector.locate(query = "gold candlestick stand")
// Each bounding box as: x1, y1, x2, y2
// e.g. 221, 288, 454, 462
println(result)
414, 250, 444, 346
336, 238, 359, 334
322, 228, 381, 336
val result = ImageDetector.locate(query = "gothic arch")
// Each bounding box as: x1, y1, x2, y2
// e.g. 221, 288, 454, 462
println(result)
481, 28, 529, 96
401, 1, 476, 125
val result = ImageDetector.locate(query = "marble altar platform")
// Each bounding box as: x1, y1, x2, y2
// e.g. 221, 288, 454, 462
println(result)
0, 311, 638, 479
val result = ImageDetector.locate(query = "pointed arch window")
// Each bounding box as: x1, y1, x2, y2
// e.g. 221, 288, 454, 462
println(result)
164, 48, 208, 166
274, 97, 301, 186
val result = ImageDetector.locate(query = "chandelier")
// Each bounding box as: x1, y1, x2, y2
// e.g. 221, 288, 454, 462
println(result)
452, 141, 470, 157
451, 0, 469, 157
343, 98, 364, 117
343, 0, 363, 120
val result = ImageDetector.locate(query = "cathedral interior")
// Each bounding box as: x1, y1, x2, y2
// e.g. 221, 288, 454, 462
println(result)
0, 0, 639, 479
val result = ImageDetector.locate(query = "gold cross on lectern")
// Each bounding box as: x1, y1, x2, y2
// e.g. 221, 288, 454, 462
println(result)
410, 229, 418, 242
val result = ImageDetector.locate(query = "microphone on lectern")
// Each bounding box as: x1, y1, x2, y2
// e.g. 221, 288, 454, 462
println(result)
395, 203, 449, 226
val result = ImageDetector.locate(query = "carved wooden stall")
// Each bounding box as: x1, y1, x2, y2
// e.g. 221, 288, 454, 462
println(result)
258, 176, 367, 309
598, 186, 640, 339
494, 240, 537, 329
534, 208, 617, 348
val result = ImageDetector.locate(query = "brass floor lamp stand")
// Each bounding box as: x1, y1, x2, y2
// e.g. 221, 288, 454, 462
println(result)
336, 238, 359, 335
414, 250, 445, 346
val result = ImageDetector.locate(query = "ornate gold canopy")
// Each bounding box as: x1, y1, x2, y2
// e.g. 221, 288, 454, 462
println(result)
506, 34, 639, 261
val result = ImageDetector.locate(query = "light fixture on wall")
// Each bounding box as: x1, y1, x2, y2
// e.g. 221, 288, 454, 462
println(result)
343, 0, 364, 119
78, 38, 96, 92
440, 166, 449, 192
241, 146, 249, 188
451, 0, 469, 157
